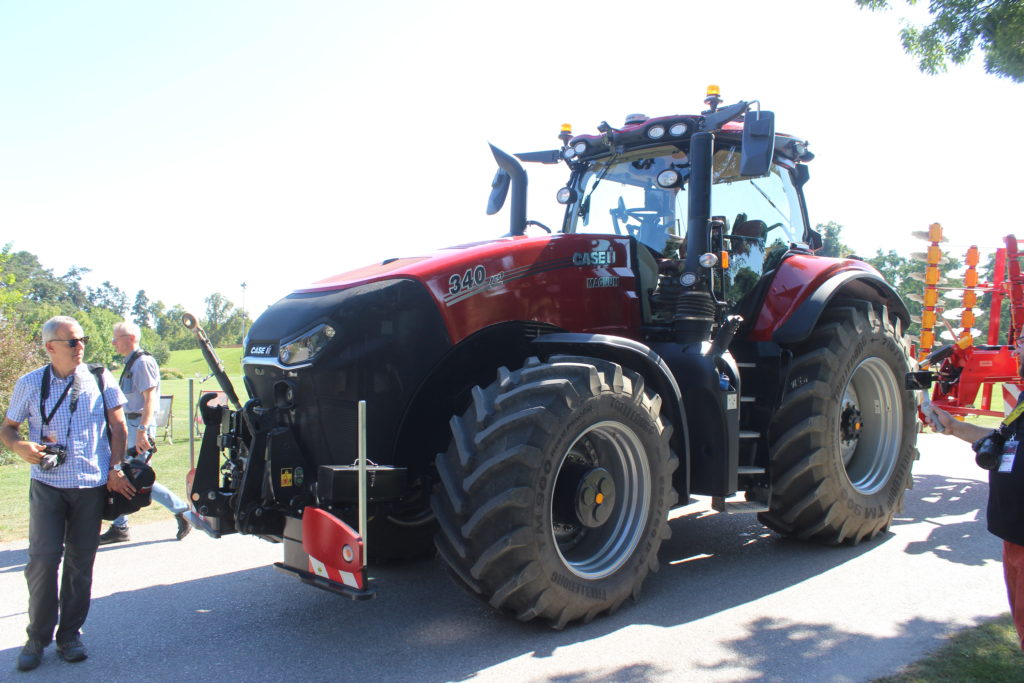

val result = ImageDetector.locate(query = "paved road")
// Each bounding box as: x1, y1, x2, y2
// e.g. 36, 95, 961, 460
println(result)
0, 434, 1008, 681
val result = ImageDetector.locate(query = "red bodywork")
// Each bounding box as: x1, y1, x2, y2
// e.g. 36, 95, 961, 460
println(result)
298, 233, 644, 343
299, 237, 894, 350
748, 254, 884, 342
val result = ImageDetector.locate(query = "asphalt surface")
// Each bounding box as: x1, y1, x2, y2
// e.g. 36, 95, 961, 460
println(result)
0, 433, 1010, 682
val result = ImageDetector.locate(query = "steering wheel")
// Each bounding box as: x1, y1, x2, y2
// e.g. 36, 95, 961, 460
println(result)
625, 208, 661, 220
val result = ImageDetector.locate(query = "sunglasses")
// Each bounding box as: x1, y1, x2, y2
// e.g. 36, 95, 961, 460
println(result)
51, 337, 89, 348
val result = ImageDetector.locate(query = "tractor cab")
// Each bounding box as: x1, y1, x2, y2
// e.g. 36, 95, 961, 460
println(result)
563, 138, 811, 313
491, 86, 820, 331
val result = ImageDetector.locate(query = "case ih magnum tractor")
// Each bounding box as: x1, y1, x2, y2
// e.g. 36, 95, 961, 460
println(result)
184, 88, 917, 628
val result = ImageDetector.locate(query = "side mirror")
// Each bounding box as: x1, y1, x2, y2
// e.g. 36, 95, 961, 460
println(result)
806, 227, 823, 251
486, 169, 510, 215
739, 110, 775, 177
904, 371, 935, 391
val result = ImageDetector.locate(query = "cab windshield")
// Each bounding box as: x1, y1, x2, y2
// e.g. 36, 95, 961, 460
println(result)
568, 145, 807, 258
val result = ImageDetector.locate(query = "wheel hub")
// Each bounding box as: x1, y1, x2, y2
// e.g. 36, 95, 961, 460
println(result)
840, 402, 863, 445
574, 467, 615, 528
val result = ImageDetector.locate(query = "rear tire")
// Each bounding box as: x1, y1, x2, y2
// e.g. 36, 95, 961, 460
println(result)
432, 355, 678, 628
759, 302, 918, 544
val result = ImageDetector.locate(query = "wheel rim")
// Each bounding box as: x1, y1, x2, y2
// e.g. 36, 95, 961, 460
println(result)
550, 420, 651, 580
837, 357, 902, 494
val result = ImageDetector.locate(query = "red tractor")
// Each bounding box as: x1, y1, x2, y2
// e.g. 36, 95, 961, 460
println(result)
184, 88, 918, 628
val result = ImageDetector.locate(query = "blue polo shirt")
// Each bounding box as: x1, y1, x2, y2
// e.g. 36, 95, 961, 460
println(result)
6, 364, 126, 488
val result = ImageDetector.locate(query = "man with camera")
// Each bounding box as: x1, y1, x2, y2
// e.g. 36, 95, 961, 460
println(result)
926, 335, 1024, 652
98, 321, 190, 544
1, 316, 134, 671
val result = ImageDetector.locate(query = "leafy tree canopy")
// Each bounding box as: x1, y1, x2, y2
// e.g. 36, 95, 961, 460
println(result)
132, 289, 151, 328
857, 0, 1024, 82
817, 221, 852, 258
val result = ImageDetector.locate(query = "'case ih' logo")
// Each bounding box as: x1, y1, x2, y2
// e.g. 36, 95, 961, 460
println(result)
573, 249, 616, 267
248, 344, 274, 356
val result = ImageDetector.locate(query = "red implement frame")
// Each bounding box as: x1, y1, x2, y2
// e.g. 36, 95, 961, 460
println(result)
928, 235, 1024, 418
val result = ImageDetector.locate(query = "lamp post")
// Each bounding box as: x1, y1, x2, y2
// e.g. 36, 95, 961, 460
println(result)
240, 282, 248, 344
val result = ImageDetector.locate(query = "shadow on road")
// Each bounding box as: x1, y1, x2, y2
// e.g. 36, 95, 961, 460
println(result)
0, 467, 998, 682
896, 473, 1000, 567
698, 615, 955, 682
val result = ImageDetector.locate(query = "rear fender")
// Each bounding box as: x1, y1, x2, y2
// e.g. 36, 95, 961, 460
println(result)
750, 256, 910, 344
530, 333, 690, 498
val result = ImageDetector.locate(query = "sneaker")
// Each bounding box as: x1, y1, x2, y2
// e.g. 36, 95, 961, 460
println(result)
175, 513, 191, 541
55, 637, 87, 663
98, 524, 129, 545
17, 640, 44, 671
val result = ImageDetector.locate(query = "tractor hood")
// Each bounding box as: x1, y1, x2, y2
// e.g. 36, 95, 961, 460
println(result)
293, 238, 516, 295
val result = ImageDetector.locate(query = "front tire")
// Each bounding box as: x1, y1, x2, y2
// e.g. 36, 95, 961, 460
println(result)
432, 355, 678, 628
759, 301, 918, 544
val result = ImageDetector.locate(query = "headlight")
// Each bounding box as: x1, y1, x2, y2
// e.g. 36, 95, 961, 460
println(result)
279, 323, 336, 366
656, 169, 681, 188
647, 125, 666, 140
556, 187, 577, 204
669, 122, 688, 136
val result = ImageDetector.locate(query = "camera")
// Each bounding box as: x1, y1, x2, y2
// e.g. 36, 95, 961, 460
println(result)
971, 427, 1008, 471
39, 444, 67, 471
127, 443, 156, 462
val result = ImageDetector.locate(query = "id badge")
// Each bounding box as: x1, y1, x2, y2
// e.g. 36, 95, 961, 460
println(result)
41, 425, 57, 445
999, 438, 1017, 473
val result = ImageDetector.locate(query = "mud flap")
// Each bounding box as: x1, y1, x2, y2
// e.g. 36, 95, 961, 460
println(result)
273, 508, 376, 600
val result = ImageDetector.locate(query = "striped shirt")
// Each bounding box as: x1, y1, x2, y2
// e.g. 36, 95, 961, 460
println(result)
6, 363, 126, 488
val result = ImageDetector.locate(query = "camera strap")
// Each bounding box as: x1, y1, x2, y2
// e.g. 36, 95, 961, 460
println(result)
38, 365, 82, 444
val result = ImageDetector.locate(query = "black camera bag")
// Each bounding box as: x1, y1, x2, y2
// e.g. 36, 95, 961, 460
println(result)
102, 459, 155, 520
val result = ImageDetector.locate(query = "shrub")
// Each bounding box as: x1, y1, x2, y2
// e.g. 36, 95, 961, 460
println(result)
0, 319, 45, 465
161, 367, 184, 380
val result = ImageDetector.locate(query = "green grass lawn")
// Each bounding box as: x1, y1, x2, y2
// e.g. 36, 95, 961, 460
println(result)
874, 614, 1023, 681
164, 346, 244, 379
0, 347, 245, 543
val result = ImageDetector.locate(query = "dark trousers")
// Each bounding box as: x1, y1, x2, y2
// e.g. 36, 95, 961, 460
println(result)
25, 479, 105, 646
1007, 540, 1024, 651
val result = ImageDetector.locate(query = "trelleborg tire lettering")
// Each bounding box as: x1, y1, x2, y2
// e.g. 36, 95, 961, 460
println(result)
759, 301, 918, 544
431, 355, 678, 628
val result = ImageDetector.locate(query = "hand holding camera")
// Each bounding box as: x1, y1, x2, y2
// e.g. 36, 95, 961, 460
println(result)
972, 427, 1009, 471
38, 444, 67, 471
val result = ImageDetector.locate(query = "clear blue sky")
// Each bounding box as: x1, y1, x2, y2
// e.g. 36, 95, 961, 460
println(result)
2, 0, 1021, 318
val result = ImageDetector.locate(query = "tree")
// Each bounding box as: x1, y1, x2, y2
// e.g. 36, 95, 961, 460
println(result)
0, 318, 45, 463
857, 0, 1024, 82
88, 281, 128, 316
203, 293, 250, 346
0, 244, 24, 317
2, 250, 91, 311
132, 290, 151, 328
141, 329, 171, 365
156, 304, 196, 351
79, 308, 122, 368
817, 221, 852, 258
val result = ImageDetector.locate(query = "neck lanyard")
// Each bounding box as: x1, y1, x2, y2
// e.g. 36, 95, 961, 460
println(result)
1002, 400, 1024, 430
39, 366, 81, 442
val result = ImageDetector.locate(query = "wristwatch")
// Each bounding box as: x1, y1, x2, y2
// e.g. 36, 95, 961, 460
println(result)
109, 463, 123, 472
137, 425, 149, 432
